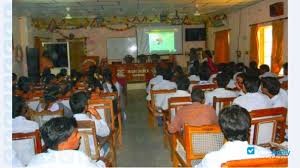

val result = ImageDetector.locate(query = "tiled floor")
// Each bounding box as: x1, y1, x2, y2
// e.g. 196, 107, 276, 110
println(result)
116, 89, 172, 167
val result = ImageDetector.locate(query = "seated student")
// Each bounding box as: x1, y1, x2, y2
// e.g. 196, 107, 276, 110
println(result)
146, 65, 163, 93
147, 68, 177, 107
40, 68, 51, 84
234, 72, 246, 96
70, 91, 110, 137
205, 73, 239, 106
279, 62, 288, 83
261, 77, 288, 108
15, 77, 34, 99
161, 76, 191, 110
233, 75, 272, 112
172, 65, 185, 81
196, 105, 272, 168
12, 96, 39, 166
259, 64, 277, 78
27, 117, 105, 167
246, 61, 260, 77
37, 86, 73, 117
188, 67, 200, 82
167, 89, 217, 134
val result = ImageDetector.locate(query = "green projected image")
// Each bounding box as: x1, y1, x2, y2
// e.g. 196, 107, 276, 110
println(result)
149, 31, 176, 53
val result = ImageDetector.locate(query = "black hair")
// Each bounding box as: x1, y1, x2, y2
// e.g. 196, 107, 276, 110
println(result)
45, 74, 56, 85
235, 63, 246, 73
155, 65, 163, 76
191, 89, 205, 103
70, 91, 88, 114
61, 83, 74, 95
259, 64, 270, 73
243, 75, 261, 93
176, 76, 190, 91
40, 117, 78, 150
218, 105, 250, 141
162, 69, 173, 81
236, 72, 246, 81
282, 62, 288, 71
13, 96, 25, 118
199, 63, 211, 81
204, 50, 213, 58
261, 77, 280, 95
102, 69, 117, 92
60, 68, 67, 76
18, 76, 31, 93
56, 73, 64, 80
13, 73, 17, 82
216, 73, 231, 88
249, 61, 258, 69
43, 86, 61, 110
174, 66, 184, 76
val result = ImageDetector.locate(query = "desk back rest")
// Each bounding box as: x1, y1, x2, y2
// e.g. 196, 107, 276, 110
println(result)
77, 120, 100, 161
29, 109, 64, 127
12, 130, 42, 165
221, 156, 288, 167
150, 89, 177, 109
184, 124, 225, 160
249, 107, 287, 145
212, 96, 236, 116
192, 84, 217, 91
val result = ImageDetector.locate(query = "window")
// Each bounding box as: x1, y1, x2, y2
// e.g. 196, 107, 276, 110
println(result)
257, 25, 272, 67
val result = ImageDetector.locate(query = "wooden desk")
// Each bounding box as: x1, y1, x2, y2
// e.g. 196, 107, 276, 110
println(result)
109, 63, 156, 82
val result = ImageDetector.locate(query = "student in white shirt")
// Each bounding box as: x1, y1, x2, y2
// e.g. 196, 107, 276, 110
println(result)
146, 65, 164, 93
27, 117, 105, 168
12, 96, 39, 166
205, 73, 238, 106
233, 75, 272, 112
162, 76, 191, 110
147, 68, 177, 106
188, 67, 200, 82
259, 64, 277, 78
196, 105, 272, 168
261, 77, 288, 108
279, 63, 288, 83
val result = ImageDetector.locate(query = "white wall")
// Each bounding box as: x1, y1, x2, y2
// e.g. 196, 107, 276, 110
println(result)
207, 0, 288, 65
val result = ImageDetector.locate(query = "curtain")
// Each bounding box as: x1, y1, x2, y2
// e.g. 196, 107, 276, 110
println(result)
271, 20, 284, 74
258, 27, 265, 66
250, 25, 259, 64
214, 30, 229, 63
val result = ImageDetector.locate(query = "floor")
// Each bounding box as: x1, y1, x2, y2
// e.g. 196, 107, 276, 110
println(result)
116, 89, 172, 167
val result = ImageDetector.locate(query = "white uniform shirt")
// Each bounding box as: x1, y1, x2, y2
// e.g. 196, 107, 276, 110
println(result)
74, 113, 110, 137
271, 89, 288, 108
279, 75, 288, 83
161, 90, 191, 110
233, 92, 272, 112
103, 81, 122, 96
12, 116, 39, 166
226, 79, 236, 89
146, 80, 177, 106
196, 141, 273, 168
27, 149, 105, 168
37, 102, 60, 112
146, 75, 163, 93
259, 72, 277, 78
205, 88, 239, 106
188, 75, 200, 82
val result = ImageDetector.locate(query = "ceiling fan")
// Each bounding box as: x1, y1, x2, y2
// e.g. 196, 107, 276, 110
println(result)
64, 7, 72, 19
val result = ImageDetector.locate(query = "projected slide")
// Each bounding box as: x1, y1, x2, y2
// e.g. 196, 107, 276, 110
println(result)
149, 31, 176, 53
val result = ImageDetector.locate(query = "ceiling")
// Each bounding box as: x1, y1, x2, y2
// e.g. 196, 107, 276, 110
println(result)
13, 0, 263, 19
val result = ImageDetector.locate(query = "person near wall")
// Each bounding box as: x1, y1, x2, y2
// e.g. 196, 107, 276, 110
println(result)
279, 62, 288, 83
259, 64, 277, 78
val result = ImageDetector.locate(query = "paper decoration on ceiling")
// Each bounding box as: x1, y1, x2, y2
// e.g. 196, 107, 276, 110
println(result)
209, 14, 228, 27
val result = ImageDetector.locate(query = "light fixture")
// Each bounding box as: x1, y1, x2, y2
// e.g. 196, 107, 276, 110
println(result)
64, 7, 72, 19
194, 4, 200, 16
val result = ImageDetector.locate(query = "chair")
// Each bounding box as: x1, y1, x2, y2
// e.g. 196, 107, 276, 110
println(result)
212, 96, 236, 116
147, 88, 176, 128
28, 109, 64, 127
221, 157, 288, 167
249, 107, 287, 145
281, 81, 288, 90
12, 130, 42, 165
163, 97, 192, 149
77, 120, 115, 167
192, 83, 217, 91
88, 98, 122, 148
172, 124, 225, 167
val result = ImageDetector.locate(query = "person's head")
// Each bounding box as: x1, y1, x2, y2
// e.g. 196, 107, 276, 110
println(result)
45, 74, 57, 85
235, 72, 246, 89
162, 69, 173, 81
216, 73, 231, 88
155, 65, 163, 76
191, 89, 205, 104
18, 76, 31, 93
219, 105, 251, 141
60, 68, 67, 77
199, 63, 210, 81
249, 61, 258, 70
283, 63, 288, 76
13, 96, 25, 118
40, 117, 80, 150
204, 50, 213, 58
259, 64, 270, 74
261, 77, 280, 97
13, 73, 17, 84
70, 91, 89, 114
235, 63, 246, 73
243, 75, 261, 93
174, 65, 184, 76
176, 76, 190, 91
43, 86, 61, 108
56, 73, 64, 82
